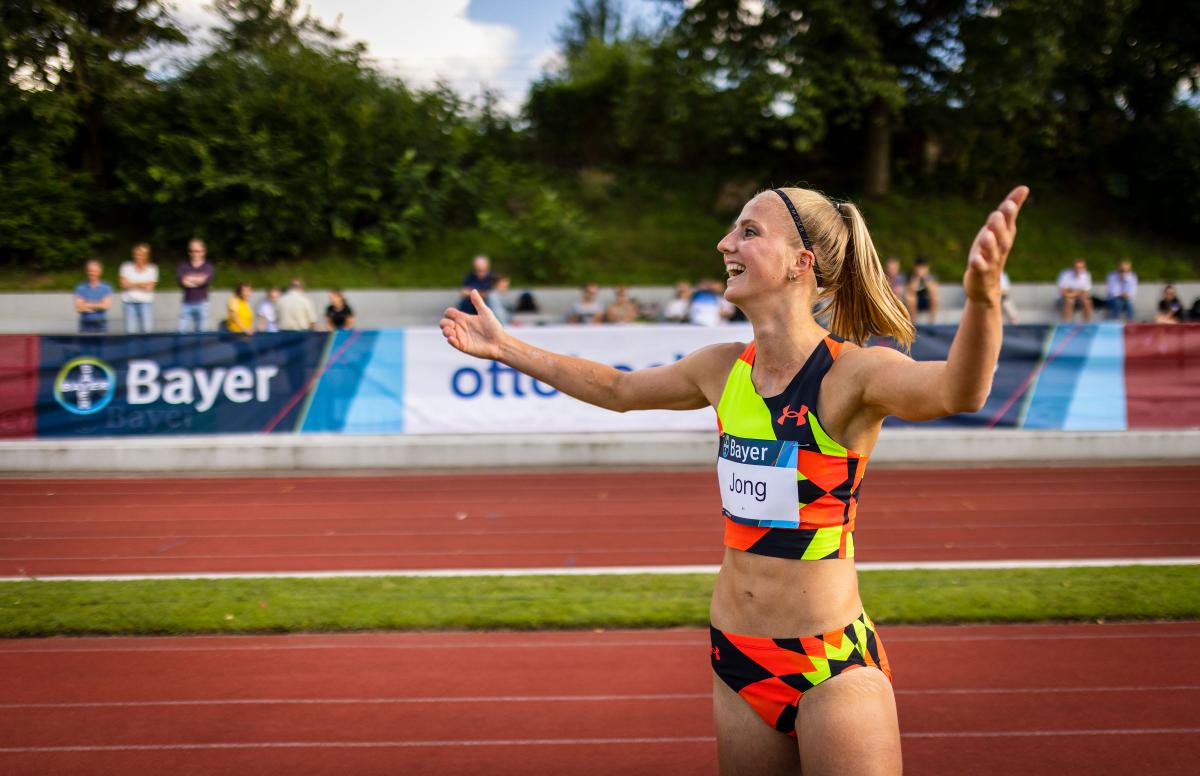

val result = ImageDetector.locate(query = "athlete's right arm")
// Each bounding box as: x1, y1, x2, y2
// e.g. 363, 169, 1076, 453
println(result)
440, 290, 730, 412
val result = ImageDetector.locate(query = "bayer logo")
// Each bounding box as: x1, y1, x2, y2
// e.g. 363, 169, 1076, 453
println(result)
55, 357, 117, 415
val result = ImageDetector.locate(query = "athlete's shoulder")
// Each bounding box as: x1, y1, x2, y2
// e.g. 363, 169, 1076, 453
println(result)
831, 341, 914, 377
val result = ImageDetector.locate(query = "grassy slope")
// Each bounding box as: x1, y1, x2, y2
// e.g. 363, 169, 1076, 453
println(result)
2, 565, 1196, 637
5, 184, 1196, 291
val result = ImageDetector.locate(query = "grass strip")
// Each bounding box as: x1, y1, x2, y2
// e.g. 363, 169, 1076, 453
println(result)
1, 565, 1196, 638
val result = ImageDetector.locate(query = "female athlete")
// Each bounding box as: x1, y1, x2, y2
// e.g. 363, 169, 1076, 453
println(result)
441, 184, 1029, 775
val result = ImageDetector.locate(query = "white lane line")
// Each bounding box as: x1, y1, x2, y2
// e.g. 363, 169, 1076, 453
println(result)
5, 729, 1199, 753
1, 556, 1197, 581
4, 685, 1198, 710
3, 631, 1199, 654
0, 737, 718, 753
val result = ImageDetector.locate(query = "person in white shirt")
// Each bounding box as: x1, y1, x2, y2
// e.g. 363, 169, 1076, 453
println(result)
256, 286, 281, 332
1105, 260, 1138, 321
1056, 258, 1093, 322
661, 281, 693, 322
999, 270, 1019, 324
118, 243, 158, 333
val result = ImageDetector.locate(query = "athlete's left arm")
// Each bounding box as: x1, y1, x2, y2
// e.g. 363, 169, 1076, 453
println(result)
848, 186, 1030, 422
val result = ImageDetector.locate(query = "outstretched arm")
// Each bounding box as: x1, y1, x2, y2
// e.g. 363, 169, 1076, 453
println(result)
850, 186, 1030, 421
441, 290, 729, 412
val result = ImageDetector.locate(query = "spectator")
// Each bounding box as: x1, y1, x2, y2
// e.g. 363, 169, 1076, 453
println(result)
176, 238, 214, 333
325, 288, 355, 331
567, 282, 604, 324
489, 275, 513, 326
1105, 260, 1138, 321
1057, 258, 1093, 322
1155, 284, 1184, 324
1191, 296, 1200, 323
222, 282, 253, 333
276, 277, 318, 331
74, 259, 113, 334
905, 258, 939, 324
884, 258, 906, 300
604, 286, 639, 324
458, 255, 495, 315
119, 242, 158, 333
1000, 270, 1020, 324
514, 288, 540, 314
256, 286, 281, 332
689, 279, 730, 327
661, 281, 693, 323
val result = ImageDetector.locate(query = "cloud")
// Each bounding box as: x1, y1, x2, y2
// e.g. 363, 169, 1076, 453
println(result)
167, 0, 520, 97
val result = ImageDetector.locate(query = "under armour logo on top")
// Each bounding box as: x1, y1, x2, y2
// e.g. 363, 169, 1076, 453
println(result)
776, 404, 809, 426
712, 646, 720, 661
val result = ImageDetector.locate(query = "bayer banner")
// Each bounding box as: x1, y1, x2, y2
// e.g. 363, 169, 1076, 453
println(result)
37, 333, 327, 436
402, 325, 752, 434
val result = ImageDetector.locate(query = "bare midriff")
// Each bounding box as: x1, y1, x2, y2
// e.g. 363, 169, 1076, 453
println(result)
710, 549, 862, 636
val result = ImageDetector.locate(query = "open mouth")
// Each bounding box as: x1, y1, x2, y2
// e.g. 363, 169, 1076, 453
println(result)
726, 262, 746, 278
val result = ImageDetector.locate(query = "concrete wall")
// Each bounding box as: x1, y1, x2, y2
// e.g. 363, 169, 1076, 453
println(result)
4, 281, 1198, 334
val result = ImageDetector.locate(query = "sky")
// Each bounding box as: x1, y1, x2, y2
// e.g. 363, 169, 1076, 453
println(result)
168, 0, 667, 111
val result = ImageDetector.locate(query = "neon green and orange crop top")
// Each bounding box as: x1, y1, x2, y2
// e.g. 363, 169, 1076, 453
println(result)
715, 335, 868, 560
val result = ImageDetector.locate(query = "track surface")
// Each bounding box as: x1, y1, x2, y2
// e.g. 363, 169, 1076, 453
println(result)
1, 466, 1197, 576
2, 623, 1197, 775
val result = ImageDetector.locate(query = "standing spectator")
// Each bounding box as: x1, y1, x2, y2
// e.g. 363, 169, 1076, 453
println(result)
1155, 285, 1184, 324
325, 289, 355, 331
225, 282, 254, 334
256, 287, 281, 332
604, 286, 639, 324
489, 275, 513, 327
1105, 260, 1138, 321
661, 281, 693, 322
457, 255, 495, 315
276, 278, 318, 331
904, 258, 940, 324
1057, 258, 1093, 322
567, 282, 604, 324
119, 242, 158, 333
74, 259, 113, 334
884, 257, 906, 301
176, 238, 214, 333
999, 270, 1020, 324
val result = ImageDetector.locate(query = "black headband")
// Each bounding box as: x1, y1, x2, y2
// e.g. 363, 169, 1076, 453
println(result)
771, 188, 823, 287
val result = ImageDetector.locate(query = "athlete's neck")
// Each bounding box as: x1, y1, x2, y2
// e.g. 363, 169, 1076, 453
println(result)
746, 297, 828, 389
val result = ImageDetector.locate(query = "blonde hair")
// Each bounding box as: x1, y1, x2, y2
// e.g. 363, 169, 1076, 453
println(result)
767, 187, 915, 349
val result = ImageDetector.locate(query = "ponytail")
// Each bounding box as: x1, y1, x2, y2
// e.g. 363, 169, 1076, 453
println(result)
769, 187, 915, 349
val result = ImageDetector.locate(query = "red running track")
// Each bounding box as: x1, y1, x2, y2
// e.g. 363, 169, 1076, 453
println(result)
1, 622, 1198, 775
1, 466, 1198, 576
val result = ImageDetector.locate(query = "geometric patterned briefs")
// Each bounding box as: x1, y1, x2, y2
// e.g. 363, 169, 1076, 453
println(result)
710, 611, 893, 735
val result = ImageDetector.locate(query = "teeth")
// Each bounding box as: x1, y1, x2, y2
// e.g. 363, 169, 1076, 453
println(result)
726, 263, 746, 277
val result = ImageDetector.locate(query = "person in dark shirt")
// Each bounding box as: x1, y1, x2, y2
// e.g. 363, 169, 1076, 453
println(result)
74, 259, 113, 334
325, 288, 355, 330
176, 238, 215, 333
457, 255, 495, 314
1155, 284, 1184, 324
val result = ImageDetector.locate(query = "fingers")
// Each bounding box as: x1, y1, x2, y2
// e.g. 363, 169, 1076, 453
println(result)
470, 289, 490, 311
999, 185, 1029, 230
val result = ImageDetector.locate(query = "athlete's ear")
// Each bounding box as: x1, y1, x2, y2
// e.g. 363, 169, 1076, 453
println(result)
786, 249, 813, 282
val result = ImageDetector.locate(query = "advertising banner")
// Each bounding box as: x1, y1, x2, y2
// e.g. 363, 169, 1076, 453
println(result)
35, 333, 327, 436
401, 325, 752, 434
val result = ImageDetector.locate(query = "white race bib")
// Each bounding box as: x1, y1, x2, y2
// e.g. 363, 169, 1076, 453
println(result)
717, 434, 800, 527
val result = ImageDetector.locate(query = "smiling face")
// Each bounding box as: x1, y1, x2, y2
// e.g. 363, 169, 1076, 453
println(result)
716, 194, 810, 308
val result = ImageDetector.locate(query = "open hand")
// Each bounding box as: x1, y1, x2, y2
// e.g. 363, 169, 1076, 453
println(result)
964, 186, 1029, 303
440, 289, 507, 360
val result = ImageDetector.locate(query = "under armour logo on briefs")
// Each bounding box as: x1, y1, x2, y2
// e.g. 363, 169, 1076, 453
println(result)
776, 404, 809, 426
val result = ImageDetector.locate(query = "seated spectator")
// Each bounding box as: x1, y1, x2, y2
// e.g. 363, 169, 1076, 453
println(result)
567, 282, 603, 324
457, 254, 495, 315
905, 258, 939, 324
325, 288, 355, 331
1057, 258, 1093, 322
74, 259, 113, 334
604, 286, 639, 324
256, 287, 281, 332
1000, 270, 1019, 324
1106, 260, 1138, 321
661, 281, 693, 323
489, 275, 512, 326
1191, 296, 1200, 323
225, 282, 254, 334
277, 277, 318, 331
514, 288, 539, 314
1155, 285, 1184, 324
689, 279, 731, 327
884, 258, 906, 300
119, 242, 158, 333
